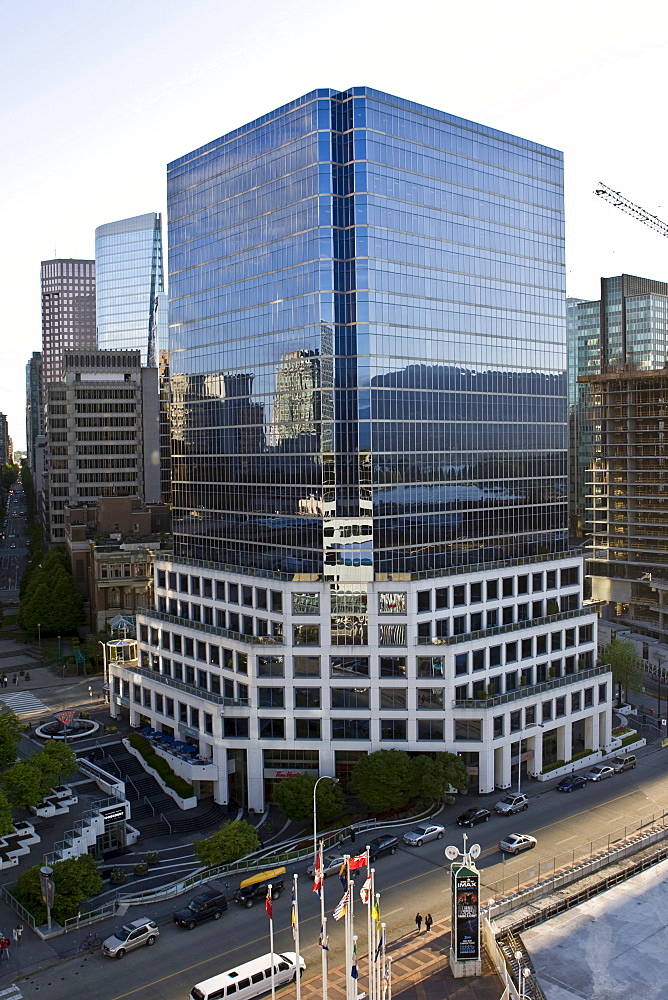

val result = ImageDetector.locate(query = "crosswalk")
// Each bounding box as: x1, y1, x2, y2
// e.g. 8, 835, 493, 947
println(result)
0, 691, 51, 719
0, 986, 24, 1000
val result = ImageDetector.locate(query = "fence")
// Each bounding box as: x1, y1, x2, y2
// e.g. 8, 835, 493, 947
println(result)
486, 808, 668, 911
0, 884, 35, 930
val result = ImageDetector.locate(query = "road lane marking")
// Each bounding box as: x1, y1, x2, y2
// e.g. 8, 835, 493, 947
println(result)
556, 836, 577, 844
380, 907, 404, 918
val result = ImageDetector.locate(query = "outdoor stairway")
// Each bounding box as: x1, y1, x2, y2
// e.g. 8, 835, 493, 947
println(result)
101, 743, 230, 840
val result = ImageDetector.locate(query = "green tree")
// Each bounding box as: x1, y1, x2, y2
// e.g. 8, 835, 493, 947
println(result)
1, 761, 44, 810
81, 631, 109, 671
193, 820, 260, 867
0, 788, 14, 837
409, 753, 468, 799
601, 637, 644, 707
13, 853, 103, 926
0, 464, 19, 491
32, 741, 78, 791
273, 774, 345, 823
351, 749, 414, 813
0, 709, 23, 771
20, 555, 83, 636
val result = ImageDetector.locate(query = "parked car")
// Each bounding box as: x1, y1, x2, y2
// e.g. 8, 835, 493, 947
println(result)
305, 855, 348, 879
495, 793, 529, 815
610, 754, 636, 773
457, 807, 492, 827
367, 835, 399, 861
173, 889, 228, 929
498, 833, 537, 856
402, 824, 445, 846
233, 867, 286, 907
102, 917, 159, 958
585, 765, 614, 782
556, 774, 587, 792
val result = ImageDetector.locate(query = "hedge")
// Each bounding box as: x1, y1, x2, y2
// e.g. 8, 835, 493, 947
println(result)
127, 733, 194, 799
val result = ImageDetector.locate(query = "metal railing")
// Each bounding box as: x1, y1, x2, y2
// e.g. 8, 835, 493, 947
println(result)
0, 884, 36, 929
454, 663, 610, 709
142, 609, 284, 647
486, 809, 668, 907
418, 604, 598, 647
117, 662, 249, 708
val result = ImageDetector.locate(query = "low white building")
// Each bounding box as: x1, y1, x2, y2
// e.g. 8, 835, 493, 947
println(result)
107, 550, 611, 812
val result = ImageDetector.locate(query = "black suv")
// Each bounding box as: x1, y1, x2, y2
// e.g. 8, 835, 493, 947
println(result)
367, 835, 399, 861
234, 879, 284, 908
173, 889, 228, 929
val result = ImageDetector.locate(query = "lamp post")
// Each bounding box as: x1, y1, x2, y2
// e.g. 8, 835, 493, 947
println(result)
98, 641, 108, 703
313, 775, 339, 1000
37, 623, 41, 645
514, 950, 532, 999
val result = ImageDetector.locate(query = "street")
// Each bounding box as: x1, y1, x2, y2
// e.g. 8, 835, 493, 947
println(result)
0, 485, 28, 599
16, 743, 668, 1000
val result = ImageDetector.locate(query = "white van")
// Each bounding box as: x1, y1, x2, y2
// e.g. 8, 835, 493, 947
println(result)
190, 952, 305, 1000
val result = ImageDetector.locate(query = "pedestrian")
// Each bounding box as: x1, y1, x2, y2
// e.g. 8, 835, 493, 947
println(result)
350, 826, 356, 845
12, 675, 18, 686
0, 935, 10, 961
425, 913, 433, 932
415, 912, 422, 932
337, 831, 345, 848
1, 676, 6, 689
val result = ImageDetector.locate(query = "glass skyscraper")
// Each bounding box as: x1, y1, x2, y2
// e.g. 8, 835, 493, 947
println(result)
109, 89, 608, 812
95, 213, 167, 366
168, 87, 568, 576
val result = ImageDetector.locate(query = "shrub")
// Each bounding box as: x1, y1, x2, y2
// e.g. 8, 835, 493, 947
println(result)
127, 733, 194, 799
109, 869, 126, 884
104, 725, 118, 734
133, 862, 148, 876
541, 759, 566, 774
571, 748, 593, 761
146, 851, 160, 865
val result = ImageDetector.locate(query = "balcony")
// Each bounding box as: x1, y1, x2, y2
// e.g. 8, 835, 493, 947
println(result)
142, 609, 283, 647
122, 662, 249, 710
418, 604, 598, 647
452, 662, 610, 710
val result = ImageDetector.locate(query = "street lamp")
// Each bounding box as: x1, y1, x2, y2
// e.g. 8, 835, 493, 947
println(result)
514, 950, 532, 999
37, 623, 41, 645
98, 641, 109, 702
313, 775, 339, 1000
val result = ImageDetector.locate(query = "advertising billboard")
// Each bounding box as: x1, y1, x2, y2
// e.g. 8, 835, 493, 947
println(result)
451, 865, 480, 961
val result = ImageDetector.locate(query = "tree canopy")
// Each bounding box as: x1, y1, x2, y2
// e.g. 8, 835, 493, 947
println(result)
601, 637, 644, 706
1, 761, 44, 810
0, 709, 23, 771
351, 749, 468, 813
273, 774, 345, 823
19, 548, 83, 636
13, 853, 103, 926
193, 820, 260, 867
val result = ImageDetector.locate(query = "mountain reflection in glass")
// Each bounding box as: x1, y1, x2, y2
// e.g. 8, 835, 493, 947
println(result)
167, 87, 566, 578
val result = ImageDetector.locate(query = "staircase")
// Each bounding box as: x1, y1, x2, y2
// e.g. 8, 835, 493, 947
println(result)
102, 744, 231, 839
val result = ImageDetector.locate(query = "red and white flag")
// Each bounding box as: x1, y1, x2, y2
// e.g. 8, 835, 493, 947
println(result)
265, 886, 273, 920
348, 853, 367, 871
312, 848, 324, 896
359, 876, 371, 904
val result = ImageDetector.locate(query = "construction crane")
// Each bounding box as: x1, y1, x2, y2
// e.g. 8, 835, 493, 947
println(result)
594, 182, 668, 238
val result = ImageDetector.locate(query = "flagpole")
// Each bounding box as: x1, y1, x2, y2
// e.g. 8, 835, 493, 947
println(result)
345, 858, 354, 1000
367, 865, 375, 1000
352, 933, 359, 1000
267, 883, 275, 1000
375, 897, 383, 1000
318, 840, 329, 1000
292, 874, 301, 1000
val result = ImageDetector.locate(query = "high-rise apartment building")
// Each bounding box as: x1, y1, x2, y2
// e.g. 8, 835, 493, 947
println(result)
109, 88, 610, 810
95, 213, 167, 367
40, 259, 96, 386
569, 275, 668, 534
25, 352, 43, 474
0, 414, 11, 467
567, 274, 668, 643
45, 350, 161, 543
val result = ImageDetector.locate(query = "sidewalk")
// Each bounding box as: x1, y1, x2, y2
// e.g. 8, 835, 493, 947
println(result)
287, 919, 502, 1000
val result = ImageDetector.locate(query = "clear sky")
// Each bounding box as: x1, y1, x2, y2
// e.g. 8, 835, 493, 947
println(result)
3, 0, 668, 450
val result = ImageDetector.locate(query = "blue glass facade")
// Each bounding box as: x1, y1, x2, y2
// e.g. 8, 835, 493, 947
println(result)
167, 88, 567, 576
95, 213, 167, 366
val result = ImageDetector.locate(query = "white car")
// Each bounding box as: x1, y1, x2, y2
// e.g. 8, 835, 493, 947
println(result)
305, 854, 348, 879
402, 824, 445, 846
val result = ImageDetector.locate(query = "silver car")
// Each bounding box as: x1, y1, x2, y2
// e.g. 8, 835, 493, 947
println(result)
402, 823, 445, 846
102, 916, 159, 958
585, 765, 614, 782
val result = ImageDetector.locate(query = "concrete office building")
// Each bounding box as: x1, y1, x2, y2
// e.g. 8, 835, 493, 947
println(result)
41, 259, 96, 387
95, 213, 167, 367
108, 88, 611, 810
25, 352, 43, 474
45, 350, 161, 544
0, 414, 11, 467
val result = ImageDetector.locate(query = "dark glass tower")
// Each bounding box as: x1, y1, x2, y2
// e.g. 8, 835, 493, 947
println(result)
168, 88, 567, 578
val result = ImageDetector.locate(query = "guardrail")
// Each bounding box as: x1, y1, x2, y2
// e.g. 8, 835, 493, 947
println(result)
117, 802, 442, 906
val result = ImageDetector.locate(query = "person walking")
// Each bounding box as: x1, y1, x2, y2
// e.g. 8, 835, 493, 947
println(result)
349, 826, 356, 845
337, 831, 345, 849
425, 913, 433, 932
0, 935, 10, 961
415, 912, 423, 932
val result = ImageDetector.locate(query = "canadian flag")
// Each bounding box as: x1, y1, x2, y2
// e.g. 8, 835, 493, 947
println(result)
265, 887, 273, 920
